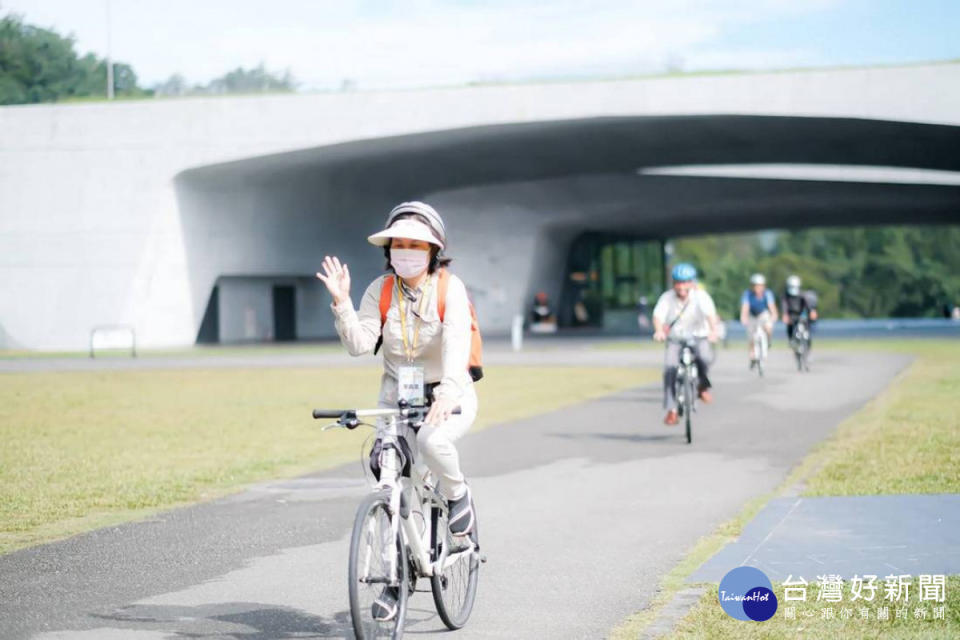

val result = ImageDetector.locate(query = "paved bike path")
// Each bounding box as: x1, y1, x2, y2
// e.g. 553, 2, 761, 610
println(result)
1, 349, 908, 639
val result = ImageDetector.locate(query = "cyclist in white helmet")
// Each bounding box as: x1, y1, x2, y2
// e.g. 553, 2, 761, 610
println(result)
782, 274, 818, 346
740, 273, 778, 367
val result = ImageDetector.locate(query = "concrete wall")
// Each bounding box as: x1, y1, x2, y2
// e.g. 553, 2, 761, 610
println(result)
2, 63, 960, 349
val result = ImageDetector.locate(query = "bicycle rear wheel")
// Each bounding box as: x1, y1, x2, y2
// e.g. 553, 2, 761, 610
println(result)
756, 337, 765, 377
349, 490, 409, 640
430, 500, 480, 629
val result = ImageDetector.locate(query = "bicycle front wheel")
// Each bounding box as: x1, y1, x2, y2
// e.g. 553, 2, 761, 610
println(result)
430, 500, 480, 629
349, 490, 409, 640
684, 375, 694, 444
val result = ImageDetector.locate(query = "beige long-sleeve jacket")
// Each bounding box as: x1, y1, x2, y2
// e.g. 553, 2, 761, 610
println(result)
331, 270, 475, 406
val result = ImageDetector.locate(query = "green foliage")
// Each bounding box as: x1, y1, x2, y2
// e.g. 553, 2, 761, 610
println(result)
153, 64, 296, 96
209, 63, 295, 93
673, 225, 960, 318
0, 13, 150, 104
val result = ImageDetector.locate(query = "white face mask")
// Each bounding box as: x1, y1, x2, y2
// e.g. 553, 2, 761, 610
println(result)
390, 248, 430, 279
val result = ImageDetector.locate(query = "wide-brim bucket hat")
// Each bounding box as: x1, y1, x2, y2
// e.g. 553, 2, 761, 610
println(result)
367, 218, 444, 249
367, 201, 447, 250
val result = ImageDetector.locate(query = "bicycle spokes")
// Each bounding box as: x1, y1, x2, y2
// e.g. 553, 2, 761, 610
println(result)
350, 495, 406, 639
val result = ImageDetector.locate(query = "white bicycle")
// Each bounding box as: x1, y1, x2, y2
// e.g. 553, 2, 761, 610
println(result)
313, 402, 483, 639
750, 321, 769, 377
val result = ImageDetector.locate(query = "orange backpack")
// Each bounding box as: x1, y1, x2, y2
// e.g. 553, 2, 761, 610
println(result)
375, 269, 484, 381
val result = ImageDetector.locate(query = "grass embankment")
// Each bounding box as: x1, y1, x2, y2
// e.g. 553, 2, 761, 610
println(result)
0, 364, 654, 554
612, 339, 960, 639
803, 340, 960, 496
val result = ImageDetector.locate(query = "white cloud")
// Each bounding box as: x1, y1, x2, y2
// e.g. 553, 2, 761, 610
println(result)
2, 0, 844, 89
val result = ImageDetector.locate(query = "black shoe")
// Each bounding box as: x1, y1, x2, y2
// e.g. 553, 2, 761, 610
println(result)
371, 586, 399, 622
448, 487, 475, 537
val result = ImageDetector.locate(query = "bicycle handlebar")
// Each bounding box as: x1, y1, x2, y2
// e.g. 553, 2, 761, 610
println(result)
312, 405, 462, 421
312, 409, 352, 419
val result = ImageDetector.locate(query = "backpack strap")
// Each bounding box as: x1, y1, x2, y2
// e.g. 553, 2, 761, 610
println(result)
437, 269, 449, 322
374, 275, 394, 355
379, 275, 395, 326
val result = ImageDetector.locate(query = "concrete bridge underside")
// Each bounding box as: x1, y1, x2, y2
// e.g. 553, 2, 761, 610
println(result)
176, 114, 960, 340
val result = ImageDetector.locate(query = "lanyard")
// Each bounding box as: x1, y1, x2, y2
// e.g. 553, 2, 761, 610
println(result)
396, 274, 433, 362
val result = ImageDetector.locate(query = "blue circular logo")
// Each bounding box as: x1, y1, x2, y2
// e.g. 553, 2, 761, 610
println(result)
718, 566, 778, 621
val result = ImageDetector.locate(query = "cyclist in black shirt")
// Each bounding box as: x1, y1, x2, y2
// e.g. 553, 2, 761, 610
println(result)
781, 275, 818, 346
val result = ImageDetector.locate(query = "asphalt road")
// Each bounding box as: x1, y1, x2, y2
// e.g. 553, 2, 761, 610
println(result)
1, 346, 909, 639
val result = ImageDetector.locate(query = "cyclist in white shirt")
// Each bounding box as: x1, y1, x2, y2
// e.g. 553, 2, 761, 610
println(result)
652, 263, 721, 426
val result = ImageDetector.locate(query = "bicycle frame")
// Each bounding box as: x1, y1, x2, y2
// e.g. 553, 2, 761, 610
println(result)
754, 325, 767, 355
674, 339, 699, 403
793, 317, 811, 346
370, 412, 476, 586
748, 320, 767, 363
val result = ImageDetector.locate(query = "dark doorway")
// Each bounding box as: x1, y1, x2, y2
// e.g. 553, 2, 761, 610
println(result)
272, 285, 296, 341
196, 285, 219, 343
560, 233, 664, 329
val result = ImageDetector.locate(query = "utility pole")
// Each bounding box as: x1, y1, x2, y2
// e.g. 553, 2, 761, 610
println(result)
105, 0, 114, 99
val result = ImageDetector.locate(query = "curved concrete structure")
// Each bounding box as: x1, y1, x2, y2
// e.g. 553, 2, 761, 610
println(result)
3, 63, 960, 349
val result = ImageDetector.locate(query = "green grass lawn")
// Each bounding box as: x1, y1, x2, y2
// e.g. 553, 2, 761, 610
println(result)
0, 341, 345, 360
0, 364, 655, 554
801, 340, 960, 496
612, 338, 960, 639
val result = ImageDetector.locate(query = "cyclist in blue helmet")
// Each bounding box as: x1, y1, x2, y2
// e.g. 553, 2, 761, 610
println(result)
652, 263, 721, 426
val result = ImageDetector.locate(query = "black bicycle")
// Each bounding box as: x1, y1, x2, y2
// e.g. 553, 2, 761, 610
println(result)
790, 316, 811, 372
313, 402, 482, 639
671, 335, 699, 444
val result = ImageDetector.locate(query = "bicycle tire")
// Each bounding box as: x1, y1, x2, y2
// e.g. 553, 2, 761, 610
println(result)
684, 375, 694, 444
430, 499, 480, 629
674, 372, 684, 418
349, 489, 409, 640
753, 331, 764, 377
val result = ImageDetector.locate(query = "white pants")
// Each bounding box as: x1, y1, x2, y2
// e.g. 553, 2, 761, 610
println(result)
380, 382, 477, 501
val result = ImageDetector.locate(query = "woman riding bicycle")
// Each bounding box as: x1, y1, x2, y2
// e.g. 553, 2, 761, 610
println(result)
317, 202, 477, 619
739, 273, 779, 368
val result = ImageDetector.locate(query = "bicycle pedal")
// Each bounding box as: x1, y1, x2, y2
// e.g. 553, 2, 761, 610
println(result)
480, 554, 488, 563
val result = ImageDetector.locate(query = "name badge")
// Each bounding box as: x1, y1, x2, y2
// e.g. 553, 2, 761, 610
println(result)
398, 365, 425, 405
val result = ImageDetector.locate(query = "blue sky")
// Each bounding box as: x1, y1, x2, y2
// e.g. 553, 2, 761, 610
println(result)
714, 0, 960, 67
4, 1, 959, 90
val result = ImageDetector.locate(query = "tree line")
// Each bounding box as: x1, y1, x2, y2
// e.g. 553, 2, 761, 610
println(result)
0, 13, 294, 105
673, 225, 960, 319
